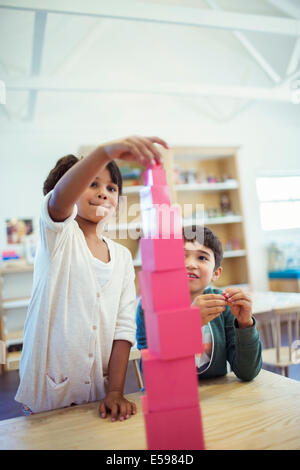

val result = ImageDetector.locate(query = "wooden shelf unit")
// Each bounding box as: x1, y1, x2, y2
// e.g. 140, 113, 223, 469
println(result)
91, 144, 249, 291
0, 264, 33, 373
171, 146, 249, 288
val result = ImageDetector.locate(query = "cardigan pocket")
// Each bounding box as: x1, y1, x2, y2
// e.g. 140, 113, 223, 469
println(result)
46, 374, 70, 410
46, 374, 69, 389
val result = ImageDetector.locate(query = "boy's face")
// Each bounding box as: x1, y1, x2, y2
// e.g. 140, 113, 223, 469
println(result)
184, 240, 222, 296
76, 167, 119, 224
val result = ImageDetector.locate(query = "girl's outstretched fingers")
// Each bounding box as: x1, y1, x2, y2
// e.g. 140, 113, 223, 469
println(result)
147, 136, 169, 150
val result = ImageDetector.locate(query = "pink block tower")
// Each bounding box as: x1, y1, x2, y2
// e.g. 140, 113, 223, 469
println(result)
138, 163, 205, 450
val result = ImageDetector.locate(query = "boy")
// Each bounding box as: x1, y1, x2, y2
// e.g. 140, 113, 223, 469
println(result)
136, 226, 262, 381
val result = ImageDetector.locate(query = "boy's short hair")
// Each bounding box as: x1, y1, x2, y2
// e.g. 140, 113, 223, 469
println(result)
183, 225, 223, 269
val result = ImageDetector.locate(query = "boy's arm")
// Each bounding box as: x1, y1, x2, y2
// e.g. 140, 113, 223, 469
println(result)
224, 307, 262, 381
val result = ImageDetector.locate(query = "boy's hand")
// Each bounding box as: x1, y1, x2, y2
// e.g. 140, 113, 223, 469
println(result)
194, 294, 227, 326
103, 136, 169, 168
223, 288, 253, 329
99, 391, 137, 422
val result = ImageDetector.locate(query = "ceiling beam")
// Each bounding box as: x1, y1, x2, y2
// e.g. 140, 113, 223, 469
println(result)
205, 0, 280, 83
286, 37, 300, 75
6, 77, 299, 103
266, 0, 300, 19
27, 10, 47, 120
0, 0, 299, 36
30, 10, 47, 75
232, 31, 281, 83
277, 64, 300, 86
55, 19, 109, 76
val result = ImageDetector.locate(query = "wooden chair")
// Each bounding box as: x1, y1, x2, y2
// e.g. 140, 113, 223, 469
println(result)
257, 308, 300, 377
129, 347, 144, 389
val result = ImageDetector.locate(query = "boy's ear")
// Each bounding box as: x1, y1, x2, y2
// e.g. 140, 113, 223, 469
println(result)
211, 266, 222, 282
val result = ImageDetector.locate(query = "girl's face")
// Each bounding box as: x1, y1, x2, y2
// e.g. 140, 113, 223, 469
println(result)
76, 167, 119, 224
184, 240, 222, 296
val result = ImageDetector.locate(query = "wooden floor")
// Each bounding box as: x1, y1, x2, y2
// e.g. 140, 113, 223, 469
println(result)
0, 369, 24, 420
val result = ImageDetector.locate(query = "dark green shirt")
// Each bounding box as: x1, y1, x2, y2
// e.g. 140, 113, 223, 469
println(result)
136, 286, 262, 382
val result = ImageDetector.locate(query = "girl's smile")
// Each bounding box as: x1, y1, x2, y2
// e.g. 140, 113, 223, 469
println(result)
76, 167, 119, 226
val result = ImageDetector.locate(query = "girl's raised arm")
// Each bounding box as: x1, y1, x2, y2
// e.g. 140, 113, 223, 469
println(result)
48, 136, 168, 222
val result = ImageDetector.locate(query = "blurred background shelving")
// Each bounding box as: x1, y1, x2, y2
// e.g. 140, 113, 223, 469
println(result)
0, 265, 33, 374
80, 144, 249, 292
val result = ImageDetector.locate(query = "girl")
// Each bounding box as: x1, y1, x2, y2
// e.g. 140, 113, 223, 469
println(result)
15, 135, 168, 421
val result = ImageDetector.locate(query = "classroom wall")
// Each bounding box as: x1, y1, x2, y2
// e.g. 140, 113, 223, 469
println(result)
1, 97, 300, 291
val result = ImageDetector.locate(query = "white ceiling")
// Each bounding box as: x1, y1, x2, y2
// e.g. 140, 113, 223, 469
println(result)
0, 0, 300, 124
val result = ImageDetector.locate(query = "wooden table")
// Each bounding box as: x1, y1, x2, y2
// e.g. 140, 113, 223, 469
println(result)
1, 370, 300, 450
251, 291, 300, 315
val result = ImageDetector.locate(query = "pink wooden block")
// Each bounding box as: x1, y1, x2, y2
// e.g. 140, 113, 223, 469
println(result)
140, 185, 171, 210
139, 269, 191, 312
142, 395, 205, 450
140, 237, 185, 272
141, 205, 182, 239
141, 349, 199, 412
144, 306, 203, 360
143, 164, 167, 186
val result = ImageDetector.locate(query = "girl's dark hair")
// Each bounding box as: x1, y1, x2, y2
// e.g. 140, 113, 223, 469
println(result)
183, 225, 223, 269
43, 154, 123, 197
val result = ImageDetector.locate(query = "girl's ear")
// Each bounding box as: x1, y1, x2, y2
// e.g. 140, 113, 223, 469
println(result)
211, 266, 222, 282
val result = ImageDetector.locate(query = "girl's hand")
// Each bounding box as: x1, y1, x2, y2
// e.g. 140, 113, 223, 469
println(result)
102, 136, 169, 168
194, 294, 227, 326
223, 288, 253, 328
99, 390, 137, 422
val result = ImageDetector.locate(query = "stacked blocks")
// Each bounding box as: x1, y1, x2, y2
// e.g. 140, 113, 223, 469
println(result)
139, 237, 185, 271
139, 185, 171, 210
139, 163, 205, 450
141, 204, 182, 239
141, 396, 204, 451
139, 269, 191, 312
143, 306, 203, 360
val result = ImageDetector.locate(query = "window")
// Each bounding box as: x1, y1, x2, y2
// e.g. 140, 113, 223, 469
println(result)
256, 174, 300, 231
